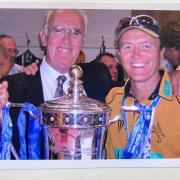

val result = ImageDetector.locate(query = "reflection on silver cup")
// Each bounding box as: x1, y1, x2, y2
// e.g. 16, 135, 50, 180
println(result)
42, 112, 108, 159
48, 128, 95, 159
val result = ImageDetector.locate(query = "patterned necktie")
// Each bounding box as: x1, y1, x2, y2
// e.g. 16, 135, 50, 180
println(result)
54, 75, 67, 98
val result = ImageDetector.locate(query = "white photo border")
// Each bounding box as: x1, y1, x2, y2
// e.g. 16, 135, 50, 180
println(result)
0, 0, 180, 171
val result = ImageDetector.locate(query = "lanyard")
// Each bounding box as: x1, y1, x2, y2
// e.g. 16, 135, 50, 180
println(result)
121, 96, 161, 159
0, 102, 41, 160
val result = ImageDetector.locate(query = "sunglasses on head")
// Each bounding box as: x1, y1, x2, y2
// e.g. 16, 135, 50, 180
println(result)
116, 15, 160, 39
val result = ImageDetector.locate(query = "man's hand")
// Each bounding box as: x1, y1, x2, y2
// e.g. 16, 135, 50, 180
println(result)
169, 70, 180, 96
0, 81, 9, 109
23, 60, 39, 75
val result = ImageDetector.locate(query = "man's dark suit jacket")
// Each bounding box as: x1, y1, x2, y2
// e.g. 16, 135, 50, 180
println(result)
0, 62, 112, 159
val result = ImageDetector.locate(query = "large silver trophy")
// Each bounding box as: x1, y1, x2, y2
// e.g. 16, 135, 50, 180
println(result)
40, 65, 110, 159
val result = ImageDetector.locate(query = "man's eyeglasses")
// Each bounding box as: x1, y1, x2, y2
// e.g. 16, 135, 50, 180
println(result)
48, 26, 83, 41
116, 15, 160, 40
7, 48, 19, 56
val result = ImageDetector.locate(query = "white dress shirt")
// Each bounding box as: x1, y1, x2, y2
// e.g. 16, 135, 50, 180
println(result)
40, 57, 70, 101
8, 63, 23, 75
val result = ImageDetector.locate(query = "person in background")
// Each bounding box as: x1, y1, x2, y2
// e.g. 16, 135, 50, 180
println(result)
0, 45, 12, 78
169, 66, 180, 96
0, 36, 39, 78
0, 35, 23, 75
105, 15, 180, 159
76, 50, 85, 64
92, 52, 124, 87
160, 21, 180, 96
161, 21, 180, 71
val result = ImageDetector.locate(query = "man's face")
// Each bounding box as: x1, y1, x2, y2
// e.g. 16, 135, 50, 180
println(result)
118, 29, 163, 83
0, 38, 17, 63
0, 55, 11, 78
101, 55, 118, 82
164, 47, 180, 68
41, 10, 85, 73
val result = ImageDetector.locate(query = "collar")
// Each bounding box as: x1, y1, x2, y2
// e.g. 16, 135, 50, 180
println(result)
158, 70, 173, 100
123, 70, 173, 101
40, 57, 70, 82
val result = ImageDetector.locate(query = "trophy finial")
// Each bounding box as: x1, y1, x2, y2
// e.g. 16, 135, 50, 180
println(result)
69, 65, 83, 79
68, 65, 84, 103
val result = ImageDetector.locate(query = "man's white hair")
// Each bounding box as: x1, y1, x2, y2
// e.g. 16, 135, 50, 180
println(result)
43, 9, 88, 36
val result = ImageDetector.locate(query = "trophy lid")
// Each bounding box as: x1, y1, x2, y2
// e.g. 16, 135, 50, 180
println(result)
40, 65, 110, 114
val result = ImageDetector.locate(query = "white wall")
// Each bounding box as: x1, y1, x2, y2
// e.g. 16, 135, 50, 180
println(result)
85, 9, 131, 61
0, 9, 131, 62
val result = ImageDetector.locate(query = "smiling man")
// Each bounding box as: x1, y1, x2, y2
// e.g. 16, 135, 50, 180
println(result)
105, 15, 180, 159
0, 9, 111, 159
0, 35, 23, 75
